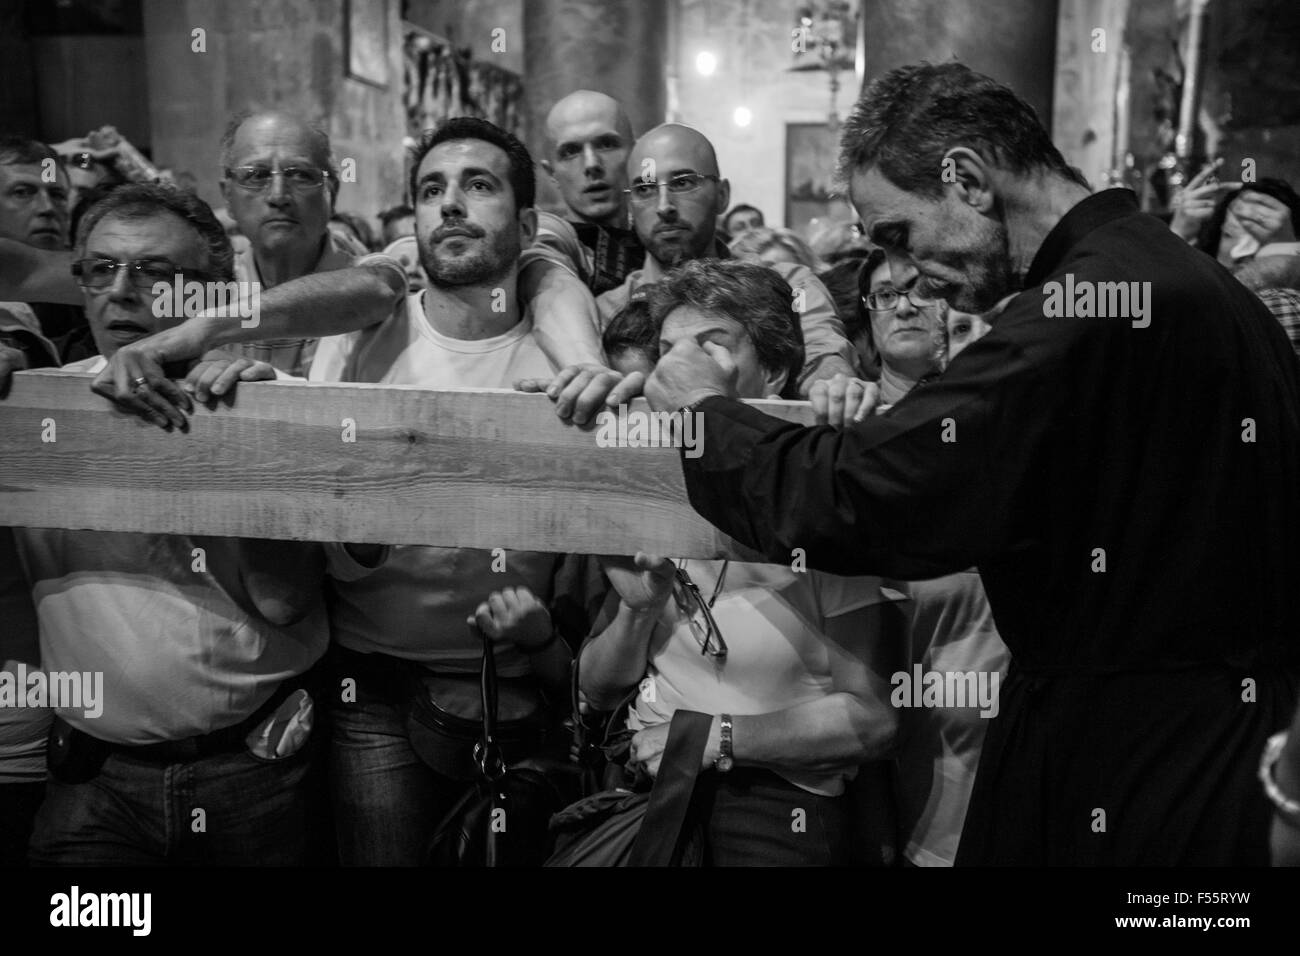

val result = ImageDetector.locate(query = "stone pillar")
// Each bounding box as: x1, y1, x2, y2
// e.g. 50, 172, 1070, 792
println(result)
522, 0, 668, 156
860, 0, 1060, 125
0, 0, 39, 136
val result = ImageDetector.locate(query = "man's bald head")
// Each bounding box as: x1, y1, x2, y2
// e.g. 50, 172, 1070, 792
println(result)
626, 124, 730, 269
544, 90, 633, 147
628, 124, 721, 181
541, 90, 634, 227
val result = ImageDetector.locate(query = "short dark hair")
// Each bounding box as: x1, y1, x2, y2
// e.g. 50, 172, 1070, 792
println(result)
602, 298, 659, 362
1196, 178, 1300, 259
408, 117, 536, 211
378, 204, 414, 225
647, 259, 805, 399
69, 182, 124, 242
838, 62, 1089, 198
76, 183, 235, 281
0, 136, 59, 168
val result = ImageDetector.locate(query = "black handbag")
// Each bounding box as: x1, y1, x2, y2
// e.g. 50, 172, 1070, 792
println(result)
425, 627, 570, 866
545, 709, 712, 867
404, 664, 549, 783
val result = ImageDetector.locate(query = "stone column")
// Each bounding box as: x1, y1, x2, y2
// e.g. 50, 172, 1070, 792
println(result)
522, 0, 668, 156
860, 0, 1060, 125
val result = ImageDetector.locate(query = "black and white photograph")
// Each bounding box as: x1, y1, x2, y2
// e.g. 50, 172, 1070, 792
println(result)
0, 0, 1298, 936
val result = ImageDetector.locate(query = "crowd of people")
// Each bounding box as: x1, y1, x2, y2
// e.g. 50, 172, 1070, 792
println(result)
1, 57, 1298, 868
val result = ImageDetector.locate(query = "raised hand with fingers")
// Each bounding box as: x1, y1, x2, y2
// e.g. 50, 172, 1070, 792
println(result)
1169, 161, 1240, 242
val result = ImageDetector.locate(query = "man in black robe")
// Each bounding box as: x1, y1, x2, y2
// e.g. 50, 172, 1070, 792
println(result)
642, 62, 1300, 865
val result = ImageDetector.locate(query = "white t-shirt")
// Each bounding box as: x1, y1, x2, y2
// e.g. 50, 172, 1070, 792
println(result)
11, 355, 330, 745
629, 560, 902, 796
310, 291, 562, 673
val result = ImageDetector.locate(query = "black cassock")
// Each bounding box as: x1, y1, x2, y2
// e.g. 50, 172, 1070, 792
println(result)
680, 189, 1300, 865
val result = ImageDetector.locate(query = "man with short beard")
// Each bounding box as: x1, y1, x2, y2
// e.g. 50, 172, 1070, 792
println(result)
308, 118, 580, 866
645, 62, 1300, 866
597, 124, 859, 397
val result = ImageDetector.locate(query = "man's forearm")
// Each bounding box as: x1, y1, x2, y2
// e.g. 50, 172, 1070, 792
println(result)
126, 261, 406, 362
521, 256, 606, 367
732, 692, 897, 773
0, 239, 80, 305
579, 601, 659, 708
207, 262, 405, 348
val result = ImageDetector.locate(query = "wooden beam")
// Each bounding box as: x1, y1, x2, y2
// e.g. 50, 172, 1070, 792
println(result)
0, 371, 816, 558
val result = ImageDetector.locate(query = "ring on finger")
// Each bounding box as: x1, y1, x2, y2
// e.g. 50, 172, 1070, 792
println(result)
131, 376, 150, 392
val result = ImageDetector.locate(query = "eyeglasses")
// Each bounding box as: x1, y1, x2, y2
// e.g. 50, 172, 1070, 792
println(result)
225, 165, 332, 192
863, 288, 943, 313
672, 560, 729, 659
71, 257, 203, 291
626, 173, 719, 204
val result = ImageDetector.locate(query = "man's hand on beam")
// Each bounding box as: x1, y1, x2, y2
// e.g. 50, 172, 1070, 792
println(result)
516, 362, 645, 426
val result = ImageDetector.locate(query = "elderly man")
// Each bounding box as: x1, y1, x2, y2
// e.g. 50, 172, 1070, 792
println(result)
598, 123, 858, 396
643, 62, 1300, 865
3, 183, 338, 864
532, 90, 645, 295
218, 111, 386, 376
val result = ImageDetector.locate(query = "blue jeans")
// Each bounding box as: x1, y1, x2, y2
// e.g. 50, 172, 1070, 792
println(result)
28, 737, 320, 866
329, 688, 465, 866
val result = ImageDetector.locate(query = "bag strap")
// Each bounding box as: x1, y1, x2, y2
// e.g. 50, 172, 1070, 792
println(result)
472, 624, 506, 783
627, 709, 713, 866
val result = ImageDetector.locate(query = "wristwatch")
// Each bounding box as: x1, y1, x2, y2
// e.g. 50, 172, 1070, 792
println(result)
715, 714, 734, 773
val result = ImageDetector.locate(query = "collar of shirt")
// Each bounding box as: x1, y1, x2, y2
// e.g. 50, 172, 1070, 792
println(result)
235, 229, 361, 285
620, 235, 735, 299
1025, 188, 1140, 288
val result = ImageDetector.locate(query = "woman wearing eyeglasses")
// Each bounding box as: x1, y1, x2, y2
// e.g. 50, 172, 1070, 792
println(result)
578, 260, 905, 866
822, 248, 1007, 867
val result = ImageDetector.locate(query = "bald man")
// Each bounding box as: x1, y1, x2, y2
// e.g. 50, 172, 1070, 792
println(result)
597, 123, 859, 396
532, 90, 646, 295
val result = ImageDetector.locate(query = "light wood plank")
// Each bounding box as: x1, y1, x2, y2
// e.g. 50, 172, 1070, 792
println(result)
0, 371, 816, 557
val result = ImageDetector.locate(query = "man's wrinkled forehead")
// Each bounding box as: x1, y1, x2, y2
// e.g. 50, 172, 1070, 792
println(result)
230, 116, 329, 167
84, 210, 207, 265
0, 162, 68, 189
